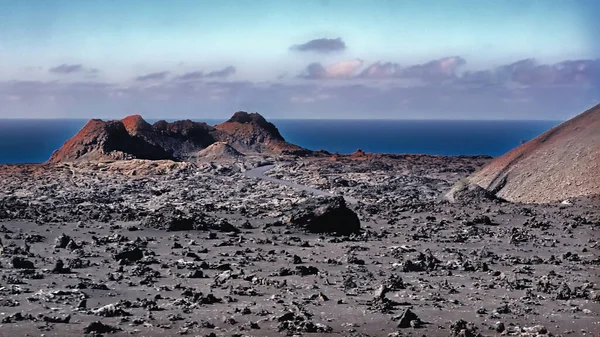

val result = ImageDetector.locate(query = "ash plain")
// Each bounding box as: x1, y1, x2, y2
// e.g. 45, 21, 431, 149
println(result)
0, 154, 598, 337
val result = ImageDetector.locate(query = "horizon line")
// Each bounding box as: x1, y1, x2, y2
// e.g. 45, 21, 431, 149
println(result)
0, 117, 565, 122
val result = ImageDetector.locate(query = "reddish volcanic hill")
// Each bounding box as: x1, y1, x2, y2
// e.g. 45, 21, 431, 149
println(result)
215, 111, 309, 155
48, 112, 308, 163
469, 103, 600, 203
48, 118, 173, 162
121, 114, 153, 136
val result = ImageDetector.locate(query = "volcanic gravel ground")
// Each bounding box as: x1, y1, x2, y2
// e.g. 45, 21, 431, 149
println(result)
0, 156, 598, 337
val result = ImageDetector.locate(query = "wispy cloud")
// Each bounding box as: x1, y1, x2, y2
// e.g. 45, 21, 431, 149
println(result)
290, 37, 346, 53
175, 66, 237, 81
49, 64, 99, 75
175, 71, 204, 81
135, 71, 170, 82
298, 56, 600, 89
206, 66, 236, 78
3, 57, 598, 119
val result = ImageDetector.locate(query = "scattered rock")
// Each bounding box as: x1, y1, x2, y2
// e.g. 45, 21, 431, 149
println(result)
289, 196, 360, 235
84, 321, 121, 334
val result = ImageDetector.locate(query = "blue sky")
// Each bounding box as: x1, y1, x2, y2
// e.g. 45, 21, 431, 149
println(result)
0, 0, 598, 119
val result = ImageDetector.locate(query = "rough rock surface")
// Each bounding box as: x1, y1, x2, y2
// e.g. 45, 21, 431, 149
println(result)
48, 112, 308, 163
0, 153, 598, 336
3, 109, 600, 336
470, 103, 600, 203
288, 196, 361, 235
215, 111, 309, 155
47, 116, 174, 163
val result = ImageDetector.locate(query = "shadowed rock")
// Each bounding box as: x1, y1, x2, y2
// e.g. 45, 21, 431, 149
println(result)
48, 117, 173, 162
84, 321, 121, 334
445, 181, 505, 204
215, 111, 310, 155
397, 308, 422, 328
48, 111, 309, 163
288, 196, 361, 235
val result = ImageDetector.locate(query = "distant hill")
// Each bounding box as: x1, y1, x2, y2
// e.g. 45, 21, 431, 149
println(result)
469, 103, 600, 203
214, 111, 308, 155
48, 111, 309, 163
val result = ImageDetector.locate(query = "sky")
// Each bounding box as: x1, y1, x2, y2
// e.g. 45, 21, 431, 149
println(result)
0, 0, 598, 120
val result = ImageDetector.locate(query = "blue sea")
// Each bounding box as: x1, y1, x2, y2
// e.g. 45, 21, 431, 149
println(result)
0, 119, 561, 164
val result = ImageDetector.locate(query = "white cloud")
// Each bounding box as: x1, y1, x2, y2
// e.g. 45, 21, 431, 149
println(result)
325, 59, 363, 78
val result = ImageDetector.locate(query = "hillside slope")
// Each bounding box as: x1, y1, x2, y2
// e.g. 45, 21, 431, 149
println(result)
469, 103, 600, 203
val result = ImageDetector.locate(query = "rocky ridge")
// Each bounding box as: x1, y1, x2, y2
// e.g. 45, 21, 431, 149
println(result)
215, 111, 309, 155
48, 112, 308, 163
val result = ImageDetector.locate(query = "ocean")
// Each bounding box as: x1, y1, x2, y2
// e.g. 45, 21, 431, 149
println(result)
0, 119, 561, 164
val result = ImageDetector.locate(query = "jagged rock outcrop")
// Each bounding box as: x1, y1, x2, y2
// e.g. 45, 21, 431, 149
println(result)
48, 118, 173, 162
121, 114, 154, 136
445, 181, 504, 204
151, 119, 224, 159
48, 112, 308, 163
469, 103, 600, 203
215, 111, 309, 155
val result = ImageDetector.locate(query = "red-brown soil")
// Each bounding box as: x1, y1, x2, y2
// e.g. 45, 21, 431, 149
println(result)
470, 103, 600, 203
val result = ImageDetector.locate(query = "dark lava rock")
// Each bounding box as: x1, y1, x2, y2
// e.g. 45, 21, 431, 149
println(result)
385, 275, 406, 290
278, 312, 296, 322
295, 265, 319, 276
51, 259, 71, 274
187, 270, 205, 278
2, 312, 36, 323
493, 321, 505, 333
54, 233, 72, 249
41, 314, 71, 323
397, 308, 422, 328
142, 207, 197, 231
213, 219, 240, 233
114, 247, 144, 262
24, 234, 45, 244
289, 196, 360, 235
276, 311, 332, 334
401, 251, 441, 272
450, 319, 482, 337
473, 215, 493, 225
12, 257, 35, 269
447, 183, 504, 204
84, 321, 121, 334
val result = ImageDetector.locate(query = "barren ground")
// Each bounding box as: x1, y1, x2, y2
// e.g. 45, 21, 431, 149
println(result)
0, 155, 598, 337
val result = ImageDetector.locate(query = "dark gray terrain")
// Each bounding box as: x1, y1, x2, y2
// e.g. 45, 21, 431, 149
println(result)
0, 155, 598, 337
